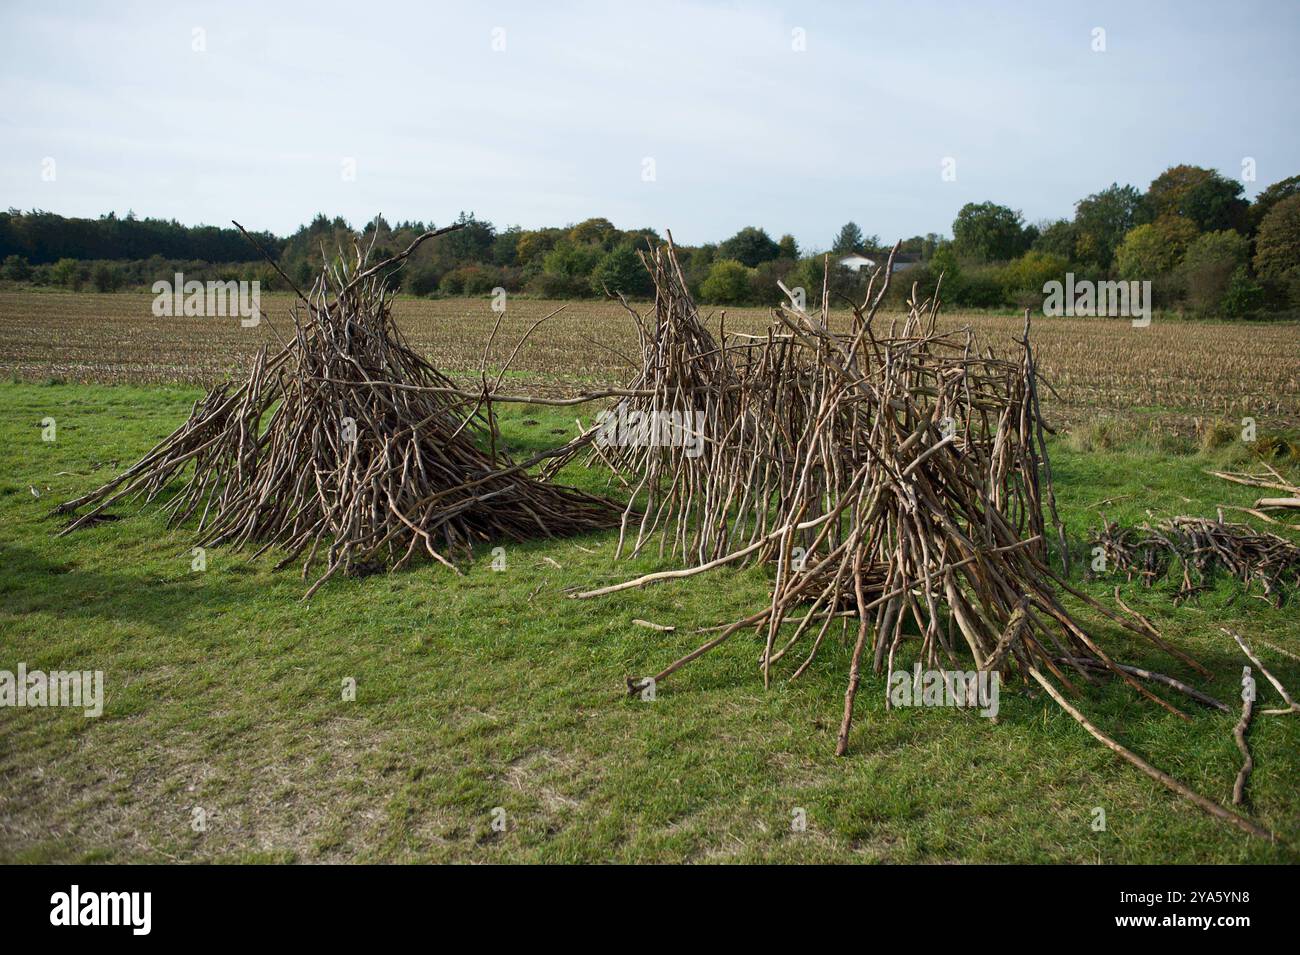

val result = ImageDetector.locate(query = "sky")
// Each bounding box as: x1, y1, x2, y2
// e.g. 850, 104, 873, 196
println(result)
2, 0, 1298, 250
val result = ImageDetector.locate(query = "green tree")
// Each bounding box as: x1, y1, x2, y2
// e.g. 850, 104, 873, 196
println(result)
1181, 229, 1249, 270
2, 254, 31, 281
91, 262, 124, 292
831, 222, 864, 254
1144, 165, 1248, 232
1253, 194, 1300, 281
50, 257, 84, 290
542, 239, 603, 279
515, 228, 564, 268
717, 227, 780, 267
751, 258, 796, 306
1001, 250, 1068, 295
1178, 230, 1250, 313
1032, 219, 1077, 261
700, 259, 752, 303
1144, 165, 1215, 220
1219, 268, 1265, 317
777, 234, 799, 259
617, 227, 661, 252
898, 234, 940, 259
1073, 184, 1141, 269
403, 263, 441, 296
436, 265, 500, 295
929, 244, 961, 281
569, 217, 618, 247
492, 226, 522, 266
952, 202, 1030, 262
438, 269, 466, 295
461, 266, 500, 295
590, 244, 650, 296
787, 254, 831, 302
438, 211, 496, 263
1183, 175, 1249, 233
682, 245, 716, 295
1250, 175, 1300, 230
1115, 217, 1198, 279
0, 208, 282, 265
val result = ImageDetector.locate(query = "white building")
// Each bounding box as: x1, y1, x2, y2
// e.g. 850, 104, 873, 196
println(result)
836, 251, 922, 274
836, 252, 877, 272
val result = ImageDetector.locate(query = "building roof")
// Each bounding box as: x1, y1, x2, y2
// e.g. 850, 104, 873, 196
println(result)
838, 250, 923, 264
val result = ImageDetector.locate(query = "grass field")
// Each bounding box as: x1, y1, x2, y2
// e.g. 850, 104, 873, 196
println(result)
2, 376, 1298, 863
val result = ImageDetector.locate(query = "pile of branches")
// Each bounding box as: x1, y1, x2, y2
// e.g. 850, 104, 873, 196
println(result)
573, 238, 1069, 570
56, 226, 619, 596
576, 245, 1161, 737
570, 240, 1278, 839
1093, 515, 1300, 605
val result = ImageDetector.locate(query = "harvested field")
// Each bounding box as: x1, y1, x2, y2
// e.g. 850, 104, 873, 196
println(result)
2, 289, 1298, 432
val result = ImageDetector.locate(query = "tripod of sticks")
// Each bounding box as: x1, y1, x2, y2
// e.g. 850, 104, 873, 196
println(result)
56, 225, 621, 598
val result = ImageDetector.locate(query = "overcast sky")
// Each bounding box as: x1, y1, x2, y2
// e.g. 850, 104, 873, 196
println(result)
2, 0, 1298, 249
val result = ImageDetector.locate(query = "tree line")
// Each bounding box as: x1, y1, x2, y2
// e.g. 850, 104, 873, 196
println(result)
936, 166, 1300, 317
3, 164, 1298, 316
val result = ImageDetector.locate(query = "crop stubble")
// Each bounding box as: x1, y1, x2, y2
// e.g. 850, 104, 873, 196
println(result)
1, 289, 1296, 430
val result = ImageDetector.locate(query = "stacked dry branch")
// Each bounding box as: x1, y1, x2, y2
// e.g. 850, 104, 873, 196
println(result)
1093, 515, 1300, 605
573, 241, 1274, 839
56, 226, 620, 596
577, 244, 1099, 712
592, 239, 744, 564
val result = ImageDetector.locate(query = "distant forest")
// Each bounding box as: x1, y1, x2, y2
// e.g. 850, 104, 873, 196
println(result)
3, 164, 1298, 315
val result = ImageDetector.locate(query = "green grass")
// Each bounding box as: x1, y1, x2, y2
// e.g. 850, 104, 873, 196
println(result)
1, 381, 1297, 863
